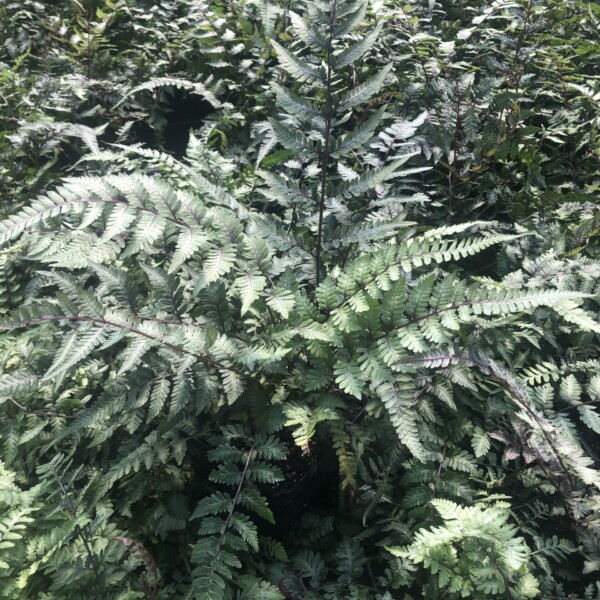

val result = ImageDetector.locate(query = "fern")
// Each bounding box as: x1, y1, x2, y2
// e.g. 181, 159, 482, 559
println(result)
2, 1, 600, 598
191, 425, 286, 600
115, 76, 223, 109
388, 500, 540, 599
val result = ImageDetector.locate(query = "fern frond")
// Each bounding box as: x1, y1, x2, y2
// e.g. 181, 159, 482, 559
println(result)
117, 76, 221, 108
271, 40, 323, 84
331, 106, 385, 157
203, 247, 237, 283
335, 64, 393, 112
375, 379, 427, 461
334, 361, 364, 399
333, 21, 383, 68
400, 232, 522, 270
284, 400, 341, 451
268, 119, 317, 153
288, 11, 327, 51
334, 157, 427, 198
235, 271, 266, 316
333, 0, 368, 37
272, 83, 322, 120
43, 325, 110, 380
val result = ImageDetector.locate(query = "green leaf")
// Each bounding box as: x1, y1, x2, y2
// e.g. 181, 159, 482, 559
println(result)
272, 83, 322, 120
284, 402, 340, 450
117, 76, 221, 109
240, 488, 275, 524
332, 107, 385, 157
231, 513, 259, 551
289, 11, 327, 51
560, 374, 582, 403
579, 406, 600, 434
334, 361, 363, 399
316, 278, 339, 310
335, 157, 425, 198
266, 288, 295, 319
336, 64, 393, 112
471, 427, 491, 458
333, 0, 368, 37
221, 370, 245, 404
334, 22, 383, 69
192, 492, 233, 519
43, 325, 109, 380
376, 381, 427, 460
271, 40, 323, 84
148, 378, 171, 420
169, 228, 206, 273
204, 247, 236, 283
235, 271, 266, 315
268, 118, 316, 153
118, 334, 157, 375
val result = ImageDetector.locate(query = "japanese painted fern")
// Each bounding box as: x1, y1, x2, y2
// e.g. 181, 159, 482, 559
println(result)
1, 1, 600, 599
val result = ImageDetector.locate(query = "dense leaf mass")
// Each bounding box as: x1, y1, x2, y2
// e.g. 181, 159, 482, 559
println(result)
1, 1, 600, 599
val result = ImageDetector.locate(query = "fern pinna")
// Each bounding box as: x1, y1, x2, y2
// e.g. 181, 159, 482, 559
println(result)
1, 1, 600, 599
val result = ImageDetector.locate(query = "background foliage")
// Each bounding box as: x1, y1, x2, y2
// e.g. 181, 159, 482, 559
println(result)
1, 1, 599, 599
